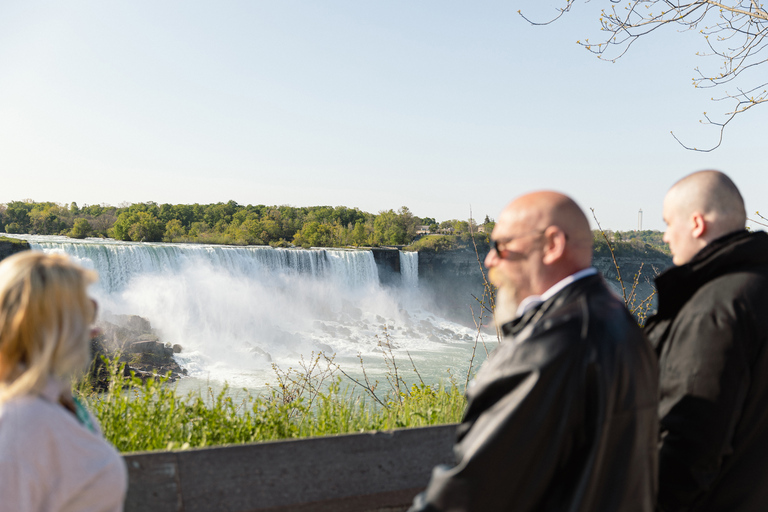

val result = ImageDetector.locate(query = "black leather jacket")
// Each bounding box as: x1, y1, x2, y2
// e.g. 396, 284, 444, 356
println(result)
410, 274, 659, 511
645, 230, 768, 512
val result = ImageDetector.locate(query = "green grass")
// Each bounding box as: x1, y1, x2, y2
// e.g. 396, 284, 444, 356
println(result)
0, 236, 30, 245
78, 358, 467, 453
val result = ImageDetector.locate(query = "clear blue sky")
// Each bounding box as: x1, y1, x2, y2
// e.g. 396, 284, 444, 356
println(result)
1, 1, 765, 231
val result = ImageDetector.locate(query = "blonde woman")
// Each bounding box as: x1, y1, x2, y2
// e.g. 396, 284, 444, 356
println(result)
0, 252, 127, 512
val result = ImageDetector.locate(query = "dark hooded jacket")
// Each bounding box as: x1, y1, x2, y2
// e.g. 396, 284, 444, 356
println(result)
645, 230, 768, 512
409, 273, 659, 512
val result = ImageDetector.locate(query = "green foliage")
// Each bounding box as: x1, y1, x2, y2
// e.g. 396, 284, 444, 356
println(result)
482, 215, 495, 234
593, 230, 669, 258
4, 222, 22, 234
28, 203, 69, 234
293, 221, 336, 248
4, 201, 32, 232
110, 213, 131, 241
0, 199, 482, 249
127, 212, 163, 242
68, 218, 92, 239
373, 207, 417, 246
351, 221, 367, 247
79, 357, 466, 453
404, 219, 490, 252
163, 219, 186, 242
405, 235, 458, 253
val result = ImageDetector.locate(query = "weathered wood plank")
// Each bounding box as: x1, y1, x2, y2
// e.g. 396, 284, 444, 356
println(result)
124, 451, 182, 512
123, 424, 457, 512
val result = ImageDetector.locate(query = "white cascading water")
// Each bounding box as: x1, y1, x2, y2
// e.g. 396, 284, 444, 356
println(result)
400, 251, 419, 289
11, 235, 485, 392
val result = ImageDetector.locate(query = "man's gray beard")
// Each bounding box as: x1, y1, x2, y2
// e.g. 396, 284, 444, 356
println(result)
494, 283, 519, 331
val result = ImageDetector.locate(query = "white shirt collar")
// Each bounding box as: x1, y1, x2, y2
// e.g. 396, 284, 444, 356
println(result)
515, 267, 598, 317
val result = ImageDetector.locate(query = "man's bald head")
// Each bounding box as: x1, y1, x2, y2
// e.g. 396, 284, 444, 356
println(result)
499, 191, 593, 268
486, 191, 593, 314
663, 170, 746, 265
667, 170, 746, 234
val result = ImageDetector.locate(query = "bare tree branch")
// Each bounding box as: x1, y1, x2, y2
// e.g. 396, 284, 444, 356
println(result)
523, 1, 768, 150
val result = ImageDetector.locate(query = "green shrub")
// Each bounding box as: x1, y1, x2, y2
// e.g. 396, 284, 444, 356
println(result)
405, 235, 458, 253
68, 219, 92, 239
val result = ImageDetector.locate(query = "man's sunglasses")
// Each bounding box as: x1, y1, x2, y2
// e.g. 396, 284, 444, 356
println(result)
491, 230, 546, 258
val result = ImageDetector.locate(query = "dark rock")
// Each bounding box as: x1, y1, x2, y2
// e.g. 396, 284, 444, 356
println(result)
418, 247, 488, 328
172, 344, 183, 354
129, 340, 170, 356
124, 315, 151, 332
89, 314, 187, 384
371, 248, 401, 286
87, 335, 111, 392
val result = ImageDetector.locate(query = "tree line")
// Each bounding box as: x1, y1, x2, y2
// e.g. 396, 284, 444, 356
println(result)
0, 200, 493, 249
593, 229, 670, 257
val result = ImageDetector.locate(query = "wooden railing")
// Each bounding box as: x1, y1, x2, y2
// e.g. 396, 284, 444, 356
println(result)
123, 424, 456, 512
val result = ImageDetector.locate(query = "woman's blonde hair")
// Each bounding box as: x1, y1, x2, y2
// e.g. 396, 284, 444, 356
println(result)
0, 251, 97, 401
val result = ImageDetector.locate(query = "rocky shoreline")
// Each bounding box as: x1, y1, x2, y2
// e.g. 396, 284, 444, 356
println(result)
89, 313, 187, 390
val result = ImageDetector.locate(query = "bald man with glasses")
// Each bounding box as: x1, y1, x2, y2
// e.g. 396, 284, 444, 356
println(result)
409, 191, 659, 512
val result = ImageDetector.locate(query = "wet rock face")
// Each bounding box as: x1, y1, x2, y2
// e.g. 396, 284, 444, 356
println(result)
123, 315, 151, 333
0, 238, 31, 260
89, 313, 186, 388
98, 314, 158, 352
418, 248, 488, 327
417, 247, 673, 327
129, 340, 172, 357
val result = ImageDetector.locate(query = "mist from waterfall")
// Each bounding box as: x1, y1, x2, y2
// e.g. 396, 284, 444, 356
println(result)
15, 235, 484, 391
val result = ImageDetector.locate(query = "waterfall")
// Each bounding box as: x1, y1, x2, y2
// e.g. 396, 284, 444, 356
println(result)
325, 249, 379, 289
28, 238, 378, 294
399, 251, 418, 289
8, 235, 479, 390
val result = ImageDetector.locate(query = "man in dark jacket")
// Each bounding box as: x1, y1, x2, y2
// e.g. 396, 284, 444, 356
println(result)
409, 191, 659, 512
645, 170, 768, 512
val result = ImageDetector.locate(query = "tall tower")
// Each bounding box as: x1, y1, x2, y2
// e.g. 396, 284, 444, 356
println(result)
638, 209, 643, 231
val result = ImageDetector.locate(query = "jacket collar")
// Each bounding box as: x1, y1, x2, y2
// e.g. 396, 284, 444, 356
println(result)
654, 230, 768, 318
502, 273, 602, 337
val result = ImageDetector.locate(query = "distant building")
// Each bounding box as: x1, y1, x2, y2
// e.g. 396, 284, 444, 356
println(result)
416, 225, 431, 235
